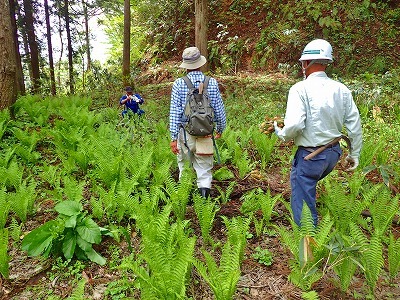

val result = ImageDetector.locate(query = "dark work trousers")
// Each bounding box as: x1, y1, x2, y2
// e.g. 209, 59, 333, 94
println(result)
290, 143, 342, 226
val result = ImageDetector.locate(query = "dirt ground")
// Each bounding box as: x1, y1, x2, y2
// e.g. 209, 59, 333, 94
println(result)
2, 160, 400, 300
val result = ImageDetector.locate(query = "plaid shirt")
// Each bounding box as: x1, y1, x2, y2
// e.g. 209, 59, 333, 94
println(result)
169, 71, 226, 140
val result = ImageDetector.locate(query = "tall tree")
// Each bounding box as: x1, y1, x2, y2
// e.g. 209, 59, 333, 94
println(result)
44, 0, 56, 95
195, 0, 208, 71
82, 0, 91, 71
0, 0, 18, 110
63, 0, 74, 94
122, 0, 130, 86
23, 0, 41, 93
9, 0, 26, 96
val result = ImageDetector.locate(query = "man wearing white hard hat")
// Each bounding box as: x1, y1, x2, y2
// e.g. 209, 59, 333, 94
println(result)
274, 39, 363, 226
169, 46, 226, 199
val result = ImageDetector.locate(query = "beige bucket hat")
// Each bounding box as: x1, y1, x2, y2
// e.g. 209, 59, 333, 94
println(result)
179, 47, 207, 69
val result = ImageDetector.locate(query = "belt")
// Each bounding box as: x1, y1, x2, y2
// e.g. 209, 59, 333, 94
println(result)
300, 135, 351, 161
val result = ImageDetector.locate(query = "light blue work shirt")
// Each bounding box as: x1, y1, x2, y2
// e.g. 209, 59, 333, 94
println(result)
276, 71, 362, 158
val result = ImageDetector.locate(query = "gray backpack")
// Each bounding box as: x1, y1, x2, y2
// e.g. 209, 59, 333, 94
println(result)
182, 75, 214, 136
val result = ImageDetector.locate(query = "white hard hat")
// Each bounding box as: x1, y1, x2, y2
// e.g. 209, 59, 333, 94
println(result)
299, 39, 333, 63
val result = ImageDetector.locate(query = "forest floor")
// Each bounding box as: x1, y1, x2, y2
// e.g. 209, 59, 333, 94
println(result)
2, 156, 400, 300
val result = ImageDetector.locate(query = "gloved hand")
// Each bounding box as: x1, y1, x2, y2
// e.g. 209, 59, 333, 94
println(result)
273, 121, 282, 135
345, 155, 359, 171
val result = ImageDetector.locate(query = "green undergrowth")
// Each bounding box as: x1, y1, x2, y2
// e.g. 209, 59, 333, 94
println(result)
0, 71, 400, 298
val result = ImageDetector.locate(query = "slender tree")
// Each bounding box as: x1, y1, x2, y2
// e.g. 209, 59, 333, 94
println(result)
82, 0, 91, 71
23, 0, 41, 93
44, 0, 56, 95
0, 0, 18, 110
122, 0, 130, 86
63, 0, 74, 94
195, 0, 208, 72
9, 0, 26, 96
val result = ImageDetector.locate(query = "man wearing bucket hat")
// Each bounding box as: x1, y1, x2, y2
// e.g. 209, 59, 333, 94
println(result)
273, 39, 362, 227
169, 46, 226, 199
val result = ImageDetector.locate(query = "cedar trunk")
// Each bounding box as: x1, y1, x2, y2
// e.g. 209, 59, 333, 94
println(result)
23, 0, 41, 94
195, 0, 208, 72
0, 0, 18, 109
122, 0, 131, 86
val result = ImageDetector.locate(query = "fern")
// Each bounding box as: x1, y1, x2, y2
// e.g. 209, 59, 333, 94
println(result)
302, 290, 320, 300
66, 278, 87, 300
333, 253, 358, 292
240, 188, 261, 214
0, 188, 10, 229
9, 180, 37, 223
90, 197, 104, 220
193, 194, 219, 245
8, 218, 22, 244
2, 158, 24, 189
152, 161, 173, 187
222, 216, 250, 262
363, 234, 384, 294
235, 150, 254, 179
388, 233, 400, 280
215, 180, 236, 204
0, 109, 11, 140
194, 240, 243, 300
259, 189, 281, 225
0, 228, 10, 278
250, 126, 277, 169
349, 224, 384, 294
213, 166, 235, 181
164, 168, 194, 221
61, 176, 85, 203
321, 179, 366, 234
131, 205, 195, 299
368, 186, 398, 237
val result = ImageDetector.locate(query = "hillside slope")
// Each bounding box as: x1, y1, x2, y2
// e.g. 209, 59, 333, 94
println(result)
159, 0, 400, 76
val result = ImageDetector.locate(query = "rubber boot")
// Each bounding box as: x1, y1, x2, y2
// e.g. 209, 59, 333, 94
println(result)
198, 188, 211, 199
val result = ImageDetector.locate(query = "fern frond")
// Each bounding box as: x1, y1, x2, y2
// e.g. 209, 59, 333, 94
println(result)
333, 254, 358, 292
9, 180, 37, 223
362, 234, 384, 293
368, 187, 398, 237
0, 228, 10, 278
8, 218, 22, 243
222, 216, 250, 262
193, 194, 219, 245
194, 241, 242, 300
388, 233, 400, 279
66, 278, 87, 300
0, 188, 10, 229
132, 206, 195, 299
259, 189, 281, 224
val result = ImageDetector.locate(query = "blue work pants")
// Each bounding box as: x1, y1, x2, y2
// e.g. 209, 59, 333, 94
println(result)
290, 144, 342, 226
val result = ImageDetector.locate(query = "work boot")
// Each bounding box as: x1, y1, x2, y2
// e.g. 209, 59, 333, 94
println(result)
198, 187, 211, 199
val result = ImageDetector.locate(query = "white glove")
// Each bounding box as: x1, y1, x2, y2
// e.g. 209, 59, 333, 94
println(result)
345, 155, 359, 171
273, 121, 281, 135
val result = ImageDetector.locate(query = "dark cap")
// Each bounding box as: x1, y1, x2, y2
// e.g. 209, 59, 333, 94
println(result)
125, 86, 133, 92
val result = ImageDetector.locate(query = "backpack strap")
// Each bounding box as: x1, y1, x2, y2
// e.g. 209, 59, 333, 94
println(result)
182, 75, 194, 89
202, 76, 210, 93
182, 75, 210, 91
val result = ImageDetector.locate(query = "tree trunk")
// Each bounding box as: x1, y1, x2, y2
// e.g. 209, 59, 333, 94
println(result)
23, 0, 41, 94
44, 0, 56, 95
122, 0, 130, 86
82, 0, 91, 71
195, 0, 208, 72
9, 0, 25, 96
64, 0, 74, 94
0, 0, 18, 110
